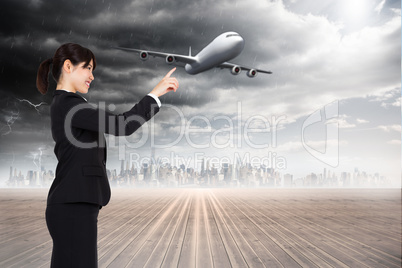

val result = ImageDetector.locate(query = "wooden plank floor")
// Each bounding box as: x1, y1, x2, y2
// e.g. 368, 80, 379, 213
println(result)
0, 188, 400, 267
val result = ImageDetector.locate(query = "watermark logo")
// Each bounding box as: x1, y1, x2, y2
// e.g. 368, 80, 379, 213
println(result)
63, 101, 287, 154
301, 100, 339, 167
62, 99, 340, 169
128, 151, 287, 171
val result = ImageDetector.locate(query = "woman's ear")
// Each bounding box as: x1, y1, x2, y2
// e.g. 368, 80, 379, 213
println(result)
62, 59, 73, 74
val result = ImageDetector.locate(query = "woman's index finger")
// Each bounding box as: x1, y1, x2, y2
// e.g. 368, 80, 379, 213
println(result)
165, 67, 176, 78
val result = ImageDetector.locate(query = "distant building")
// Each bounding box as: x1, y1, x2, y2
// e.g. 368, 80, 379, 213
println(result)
284, 174, 293, 187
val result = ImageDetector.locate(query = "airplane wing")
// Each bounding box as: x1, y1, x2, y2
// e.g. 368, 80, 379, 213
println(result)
112, 46, 197, 65
218, 62, 272, 74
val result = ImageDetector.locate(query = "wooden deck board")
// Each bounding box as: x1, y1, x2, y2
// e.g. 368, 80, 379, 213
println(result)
144, 191, 190, 267
219, 192, 317, 268
207, 192, 249, 267
225, 192, 357, 267
159, 192, 191, 267
203, 192, 232, 268
212, 193, 266, 268
177, 191, 197, 268
0, 188, 400, 268
259, 196, 402, 266
217, 194, 287, 268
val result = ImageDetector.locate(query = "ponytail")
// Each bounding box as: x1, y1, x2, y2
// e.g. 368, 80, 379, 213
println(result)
36, 58, 53, 95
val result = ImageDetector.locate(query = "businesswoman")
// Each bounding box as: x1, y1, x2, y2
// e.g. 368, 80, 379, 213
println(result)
36, 43, 178, 267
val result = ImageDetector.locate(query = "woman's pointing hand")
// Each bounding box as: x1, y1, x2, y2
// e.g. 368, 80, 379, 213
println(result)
150, 68, 179, 97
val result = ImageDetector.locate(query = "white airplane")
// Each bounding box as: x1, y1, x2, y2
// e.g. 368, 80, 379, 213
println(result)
113, 31, 272, 78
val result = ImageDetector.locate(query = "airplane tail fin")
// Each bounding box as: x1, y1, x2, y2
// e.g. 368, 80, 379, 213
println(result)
189, 46, 192, 57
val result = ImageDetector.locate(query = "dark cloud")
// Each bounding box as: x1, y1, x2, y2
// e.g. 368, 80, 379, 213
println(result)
0, 0, 274, 105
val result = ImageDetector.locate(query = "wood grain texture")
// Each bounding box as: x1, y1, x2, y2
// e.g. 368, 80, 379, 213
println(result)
0, 188, 400, 268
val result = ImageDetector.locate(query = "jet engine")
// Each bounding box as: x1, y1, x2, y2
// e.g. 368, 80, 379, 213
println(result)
247, 69, 258, 78
139, 51, 148, 61
166, 55, 175, 65
231, 66, 241, 75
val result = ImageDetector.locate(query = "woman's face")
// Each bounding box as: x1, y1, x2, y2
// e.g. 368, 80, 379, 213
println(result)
70, 59, 94, 94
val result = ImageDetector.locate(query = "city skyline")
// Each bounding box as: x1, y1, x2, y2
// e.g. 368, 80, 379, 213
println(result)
6, 154, 393, 188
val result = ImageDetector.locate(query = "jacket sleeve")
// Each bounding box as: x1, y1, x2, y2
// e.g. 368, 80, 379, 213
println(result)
62, 94, 160, 136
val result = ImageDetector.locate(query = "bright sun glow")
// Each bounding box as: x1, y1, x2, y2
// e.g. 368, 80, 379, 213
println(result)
340, 0, 372, 29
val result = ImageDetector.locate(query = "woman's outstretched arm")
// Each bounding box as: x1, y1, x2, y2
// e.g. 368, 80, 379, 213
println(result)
58, 68, 179, 136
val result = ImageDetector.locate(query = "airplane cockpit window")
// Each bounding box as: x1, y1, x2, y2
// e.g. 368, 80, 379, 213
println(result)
226, 34, 240, 38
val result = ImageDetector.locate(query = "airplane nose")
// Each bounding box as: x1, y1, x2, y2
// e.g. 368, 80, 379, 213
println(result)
235, 37, 245, 52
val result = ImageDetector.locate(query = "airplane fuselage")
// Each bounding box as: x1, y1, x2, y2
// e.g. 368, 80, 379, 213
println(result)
185, 32, 245, 74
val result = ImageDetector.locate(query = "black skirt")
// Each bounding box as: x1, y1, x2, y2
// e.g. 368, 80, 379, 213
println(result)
45, 202, 100, 268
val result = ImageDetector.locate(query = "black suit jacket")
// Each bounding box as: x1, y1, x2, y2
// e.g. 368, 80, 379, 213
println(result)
48, 90, 159, 206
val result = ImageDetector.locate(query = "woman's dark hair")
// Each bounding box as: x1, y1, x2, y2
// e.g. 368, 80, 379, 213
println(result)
36, 43, 96, 94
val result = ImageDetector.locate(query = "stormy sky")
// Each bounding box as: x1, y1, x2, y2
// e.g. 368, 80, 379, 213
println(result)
0, 0, 400, 186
